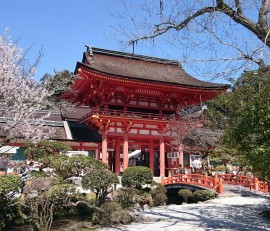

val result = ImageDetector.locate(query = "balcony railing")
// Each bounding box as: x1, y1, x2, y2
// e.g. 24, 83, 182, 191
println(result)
81, 109, 177, 122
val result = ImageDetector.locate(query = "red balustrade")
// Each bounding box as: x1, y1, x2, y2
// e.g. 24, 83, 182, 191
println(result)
218, 174, 268, 193
81, 109, 178, 122
162, 172, 269, 194
162, 173, 224, 194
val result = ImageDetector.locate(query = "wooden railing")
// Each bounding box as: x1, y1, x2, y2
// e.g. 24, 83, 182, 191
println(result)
81, 109, 178, 122
218, 174, 269, 193
162, 173, 224, 194
162, 173, 269, 194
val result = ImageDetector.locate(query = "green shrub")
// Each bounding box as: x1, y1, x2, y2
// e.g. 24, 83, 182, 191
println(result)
152, 192, 167, 206
214, 166, 229, 173
79, 192, 97, 206
178, 189, 193, 203
151, 183, 167, 195
92, 201, 132, 226
150, 184, 167, 206
93, 201, 122, 226
53, 192, 96, 219
92, 210, 102, 225
121, 166, 153, 189
75, 202, 93, 216
82, 168, 119, 206
111, 209, 132, 224
139, 187, 151, 194
29, 170, 47, 178
0, 175, 23, 230
115, 187, 139, 208
135, 193, 153, 206
192, 190, 215, 203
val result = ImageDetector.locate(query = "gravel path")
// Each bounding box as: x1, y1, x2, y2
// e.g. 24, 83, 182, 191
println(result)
99, 195, 270, 231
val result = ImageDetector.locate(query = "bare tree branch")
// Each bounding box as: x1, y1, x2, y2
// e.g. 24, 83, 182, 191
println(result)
258, 0, 270, 32
128, 6, 217, 45
234, 0, 243, 15
125, 1, 270, 68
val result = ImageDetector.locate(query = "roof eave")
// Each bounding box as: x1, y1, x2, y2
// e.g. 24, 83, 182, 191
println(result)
76, 62, 229, 90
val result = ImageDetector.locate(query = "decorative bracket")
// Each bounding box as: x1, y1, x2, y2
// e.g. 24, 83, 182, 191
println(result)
158, 92, 170, 107
122, 121, 133, 133
122, 89, 135, 104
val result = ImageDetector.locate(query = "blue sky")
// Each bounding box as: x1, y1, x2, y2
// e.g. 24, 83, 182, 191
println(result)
1, 0, 131, 80
1, 1, 251, 84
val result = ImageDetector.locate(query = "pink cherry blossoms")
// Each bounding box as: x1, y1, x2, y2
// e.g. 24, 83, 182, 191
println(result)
0, 30, 55, 145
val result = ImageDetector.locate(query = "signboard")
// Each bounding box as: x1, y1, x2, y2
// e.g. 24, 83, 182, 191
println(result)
66, 151, 88, 157
167, 152, 179, 158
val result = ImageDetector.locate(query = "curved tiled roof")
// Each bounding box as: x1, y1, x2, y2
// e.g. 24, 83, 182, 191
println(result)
0, 108, 100, 142
79, 47, 229, 90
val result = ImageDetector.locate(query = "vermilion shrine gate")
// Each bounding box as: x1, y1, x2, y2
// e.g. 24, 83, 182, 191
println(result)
62, 47, 228, 177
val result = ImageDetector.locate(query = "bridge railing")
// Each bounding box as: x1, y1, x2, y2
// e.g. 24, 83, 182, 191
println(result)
162, 173, 224, 194
218, 174, 252, 187
218, 174, 268, 193
162, 173, 269, 194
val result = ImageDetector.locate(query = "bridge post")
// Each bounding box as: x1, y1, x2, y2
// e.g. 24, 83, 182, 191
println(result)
253, 177, 259, 191
213, 174, 218, 193
218, 178, 224, 194
168, 171, 172, 184
263, 182, 268, 193
239, 175, 243, 185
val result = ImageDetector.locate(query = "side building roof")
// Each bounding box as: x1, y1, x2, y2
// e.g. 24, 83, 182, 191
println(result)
0, 107, 101, 143
49, 108, 101, 142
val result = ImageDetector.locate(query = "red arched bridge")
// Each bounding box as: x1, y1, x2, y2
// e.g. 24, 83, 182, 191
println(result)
161, 173, 269, 194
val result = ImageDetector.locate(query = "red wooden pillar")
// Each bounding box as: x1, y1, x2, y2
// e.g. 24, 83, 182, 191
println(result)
149, 139, 154, 174
179, 144, 184, 166
101, 131, 107, 164
79, 142, 83, 150
96, 144, 101, 160
123, 133, 129, 170
160, 136, 165, 177
115, 137, 121, 175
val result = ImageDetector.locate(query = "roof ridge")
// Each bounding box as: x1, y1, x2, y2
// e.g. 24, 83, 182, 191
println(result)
85, 45, 180, 66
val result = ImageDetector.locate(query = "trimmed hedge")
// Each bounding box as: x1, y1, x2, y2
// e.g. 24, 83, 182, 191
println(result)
178, 189, 192, 203
92, 201, 123, 226
121, 166, 153, 189
111, 209, 132, 224
115, 187, 139, 208
152, 192, 167, 206
151, 183, 167, 206
192, 190, 215, 202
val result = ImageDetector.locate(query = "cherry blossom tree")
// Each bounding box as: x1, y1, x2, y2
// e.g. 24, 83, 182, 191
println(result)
0, 30, 54, 146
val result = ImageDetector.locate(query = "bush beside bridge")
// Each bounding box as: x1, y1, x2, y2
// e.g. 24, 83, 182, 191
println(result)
178, 189, 216, 204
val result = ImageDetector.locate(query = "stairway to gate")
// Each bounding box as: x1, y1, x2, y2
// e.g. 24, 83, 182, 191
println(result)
161, 173, 269, 194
